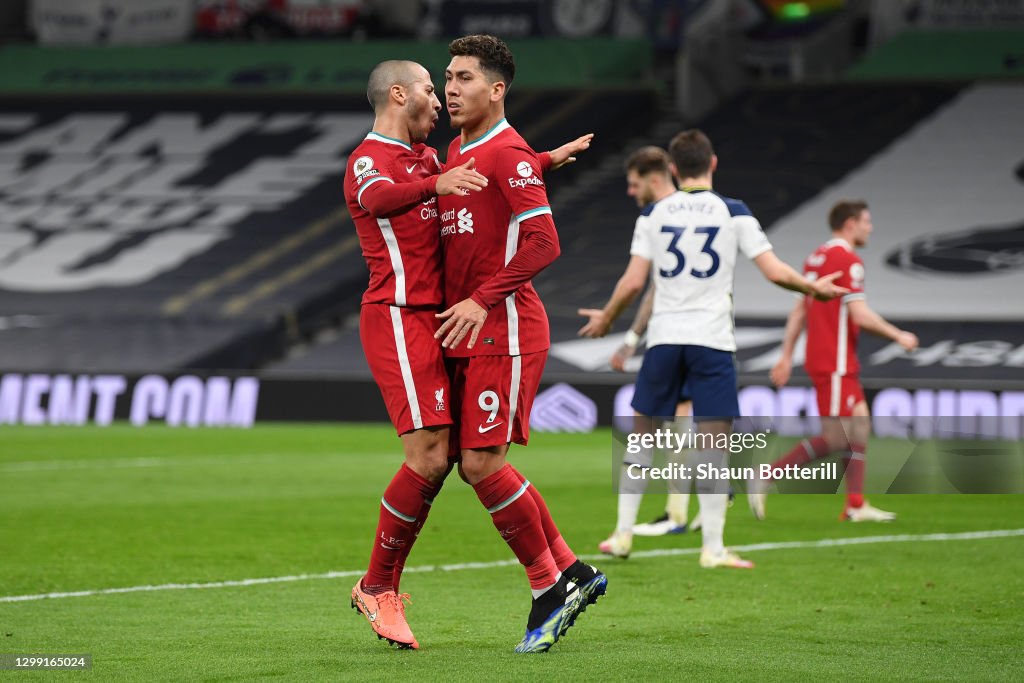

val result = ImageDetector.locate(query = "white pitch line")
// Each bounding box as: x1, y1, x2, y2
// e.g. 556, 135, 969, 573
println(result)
2, 528, 1022, 605
0, 453, 336, 473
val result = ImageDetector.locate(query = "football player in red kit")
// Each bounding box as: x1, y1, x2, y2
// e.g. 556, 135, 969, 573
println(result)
434, 35, 606, 653
345, 59, 593, 650
344, 59, 488, 650
749, 200, 918, 522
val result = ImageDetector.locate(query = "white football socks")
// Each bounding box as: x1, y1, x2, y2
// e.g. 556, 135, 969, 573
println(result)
696, 492, 727, 555
617, 441, 653, 533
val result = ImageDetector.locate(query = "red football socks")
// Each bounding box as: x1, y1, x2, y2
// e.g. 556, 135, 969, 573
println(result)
508, 464, 577, 572
845, 443, 866, 509
363, 464, 436, 594
473, 464, 559, 590
392, 477, 443, 592
770, 436, 831, 477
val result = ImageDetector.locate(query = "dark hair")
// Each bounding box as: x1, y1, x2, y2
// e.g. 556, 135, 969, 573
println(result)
668, 129, 714, 179
829, 200, 869, 231
448, 34, 515, 86
624, 146, 672, 177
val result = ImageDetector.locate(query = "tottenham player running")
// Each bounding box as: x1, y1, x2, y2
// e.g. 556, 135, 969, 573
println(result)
748, 200, 918, 522
433, 34, 605, 653
579, 130, 847, 568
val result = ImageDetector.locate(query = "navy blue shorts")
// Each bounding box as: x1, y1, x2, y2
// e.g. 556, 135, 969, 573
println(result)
631, 344, 739, 420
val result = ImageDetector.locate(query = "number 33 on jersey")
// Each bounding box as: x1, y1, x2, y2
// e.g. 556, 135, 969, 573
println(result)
630, 188, 772, 352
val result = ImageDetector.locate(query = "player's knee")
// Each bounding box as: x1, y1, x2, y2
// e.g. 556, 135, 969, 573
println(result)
458, 452, 499, 485
409, 441, 450, 483
456, 460, 472, 484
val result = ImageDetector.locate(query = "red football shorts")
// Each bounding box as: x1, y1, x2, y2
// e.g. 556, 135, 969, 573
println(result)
360, 304, 453, 435
446, 351, 547, 450
811, 373, 866, 417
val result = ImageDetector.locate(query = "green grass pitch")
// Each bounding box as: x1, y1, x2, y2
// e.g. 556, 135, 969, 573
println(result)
1, 424, 1021, 681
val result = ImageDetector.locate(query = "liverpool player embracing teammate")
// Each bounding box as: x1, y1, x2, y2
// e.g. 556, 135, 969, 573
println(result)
345, 59, 594, 651
433, 34, 606, 653
344, 59, 489, 650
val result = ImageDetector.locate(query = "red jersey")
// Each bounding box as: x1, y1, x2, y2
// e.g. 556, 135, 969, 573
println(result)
344, 132, 444, 308
438, 120, 560, 357
803, 238, 867, 376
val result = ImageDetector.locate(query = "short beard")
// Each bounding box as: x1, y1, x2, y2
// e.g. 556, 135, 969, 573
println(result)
407, 97, 427, 143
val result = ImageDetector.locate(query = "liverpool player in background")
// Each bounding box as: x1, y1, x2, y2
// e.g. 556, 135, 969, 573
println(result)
748, 200, 918, 522
433, 35, 606, 653
345, 59, 593, 650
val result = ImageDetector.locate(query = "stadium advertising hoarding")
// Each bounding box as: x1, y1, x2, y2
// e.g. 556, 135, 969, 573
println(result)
0, 40, 651, 93
547, 322, 1024, 384
0, 373, 260, 427
1, 372, 1021, 436
871, 0, 1024, 36
31, 0, 193, 45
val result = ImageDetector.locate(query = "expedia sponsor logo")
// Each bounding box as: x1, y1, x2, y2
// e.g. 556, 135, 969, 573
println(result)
507, 175, 544, 189
885, 222, 1024, 274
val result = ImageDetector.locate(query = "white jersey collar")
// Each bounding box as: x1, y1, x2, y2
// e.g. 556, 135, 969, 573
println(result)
365, 131, 413, 151
826, 237, 853, 251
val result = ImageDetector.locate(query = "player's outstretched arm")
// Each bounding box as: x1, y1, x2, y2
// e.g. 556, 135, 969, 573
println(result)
435, 157, 488, 196
545, 133, 594, 171
753, 251, 849, 300
578, 256, 650, 338
848, 300, 919, 351
770, 300, 806, 387
610, 284, 654, 372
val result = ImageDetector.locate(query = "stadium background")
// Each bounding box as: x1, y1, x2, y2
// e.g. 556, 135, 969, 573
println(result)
1, 1, 1022, 679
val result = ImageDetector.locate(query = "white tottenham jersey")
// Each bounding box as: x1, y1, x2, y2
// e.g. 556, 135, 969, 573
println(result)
630, 188, 772, 351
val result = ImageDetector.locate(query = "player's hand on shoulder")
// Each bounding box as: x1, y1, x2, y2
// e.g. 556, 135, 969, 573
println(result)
549, 133, 594, 170
435, 298, 487, 349
770, 358, 792, 387
896, 330, 919, 352
577, 307, 611, 338
436, 157, 488, 196
809, 270, 849, 301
